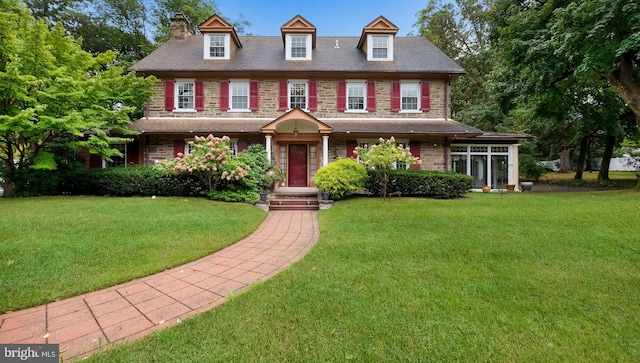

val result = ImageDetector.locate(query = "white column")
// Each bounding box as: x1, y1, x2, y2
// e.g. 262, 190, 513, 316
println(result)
265, 135, 272, 163
322, 135, 329, 167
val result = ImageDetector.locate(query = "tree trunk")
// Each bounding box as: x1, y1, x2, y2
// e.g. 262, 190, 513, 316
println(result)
598, 135, 616, 181
575, 135, 590, 180
559, 146, 571, 173
607, 52, 640, 131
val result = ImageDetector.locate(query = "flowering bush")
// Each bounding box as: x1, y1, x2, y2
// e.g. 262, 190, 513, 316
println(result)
165, 135, 252, 200
354, 136, 419, 198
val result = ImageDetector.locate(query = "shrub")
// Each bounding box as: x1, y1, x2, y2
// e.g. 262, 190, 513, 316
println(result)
314, 158, 368, 200
366, 169, 472, 199
519, 154, 548, 181
209, 144, 270, 203
60, 167, 208, 197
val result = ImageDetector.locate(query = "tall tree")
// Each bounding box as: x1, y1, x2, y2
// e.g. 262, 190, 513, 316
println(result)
0, 0, 156, 193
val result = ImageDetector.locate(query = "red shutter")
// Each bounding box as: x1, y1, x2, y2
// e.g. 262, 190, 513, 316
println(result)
237, 140, 248, 152
219, 80, 229, 111
173, 140, 185, 157
308, 80, 317, 111
410, 141, 421, 170
346, 140, 358, 159
366, 81, 376, 111
195, 80, 205, 111
391, 81, 401, 112
278, 80, 288, 110
337, 81, 346, 111
420, 81, 431, 111
164, 80, 175, 111
249, 80, 259, 110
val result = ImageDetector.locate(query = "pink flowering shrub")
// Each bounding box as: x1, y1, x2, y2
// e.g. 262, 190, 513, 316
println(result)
168, 135, 250, 194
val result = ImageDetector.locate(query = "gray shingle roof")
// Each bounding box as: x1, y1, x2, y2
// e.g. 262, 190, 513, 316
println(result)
129, 118, 482, 137
131, 36, 465, 75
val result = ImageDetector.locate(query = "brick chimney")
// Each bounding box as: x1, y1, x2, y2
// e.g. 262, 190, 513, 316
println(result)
170, 13, 194, 40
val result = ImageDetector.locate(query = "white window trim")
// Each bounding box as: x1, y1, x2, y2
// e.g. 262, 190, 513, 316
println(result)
367, 34, 393, 61
174, 79, 196, 112
204, 33, 230, 60
400, 81, 421, 113
288, 80, 308, 111
102, 143, 126, 168
285, 34, 312, 60
345, 80, 368, 113
450, 144, 514, 188
229, 80, 251, 112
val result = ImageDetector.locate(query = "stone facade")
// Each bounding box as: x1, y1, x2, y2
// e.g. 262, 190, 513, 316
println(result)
148, 79, 449, 120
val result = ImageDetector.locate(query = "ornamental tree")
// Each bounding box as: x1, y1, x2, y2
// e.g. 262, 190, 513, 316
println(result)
171, 134, 250, 194
354, 136, 419, 199
0, 0, 156, 194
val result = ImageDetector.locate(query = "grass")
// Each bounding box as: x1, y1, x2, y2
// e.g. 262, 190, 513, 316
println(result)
86, 190, 640, 362
541, 170, 639, 189
0, 196, 266, 312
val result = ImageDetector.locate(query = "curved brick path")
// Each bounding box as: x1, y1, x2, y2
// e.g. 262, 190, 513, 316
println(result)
0, 211, 319, 361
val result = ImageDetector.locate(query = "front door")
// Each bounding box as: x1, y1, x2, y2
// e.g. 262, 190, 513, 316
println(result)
288, 144, 308, 187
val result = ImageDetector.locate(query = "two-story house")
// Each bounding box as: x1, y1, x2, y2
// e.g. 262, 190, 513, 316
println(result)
122, 14, 529, 190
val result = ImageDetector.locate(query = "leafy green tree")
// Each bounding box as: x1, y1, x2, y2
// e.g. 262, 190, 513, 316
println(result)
354, 137, 419, 199
0, 0, 156, 194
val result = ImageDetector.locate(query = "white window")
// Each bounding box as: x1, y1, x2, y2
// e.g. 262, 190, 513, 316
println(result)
401, 82, 419, 111
230, 81, 249, 111
286, 34, 312, 60
175, 80, 195, 111
367, 34, 393, 61
289, 81, 307, 110
347, 82, 366, 111
204, 34, 230, 60
103, 143, 126, 168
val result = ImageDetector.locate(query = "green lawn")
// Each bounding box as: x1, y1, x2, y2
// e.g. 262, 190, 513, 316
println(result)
86, 191, 640, 362
0, 196, 266, 312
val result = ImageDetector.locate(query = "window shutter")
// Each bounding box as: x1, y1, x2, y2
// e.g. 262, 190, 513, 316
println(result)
410, 141, 421, 170
195, 80, 205, 110
164, 80, 175, 111
308, 80, 318, 111
219, 80, 229, 111
278, 80, 288, 110
346, 140, 358, 159
391, 81, 401, 112
237, 140, 248, 152
249, 80, 259, 110
420, 81, 431, 111
366, 81, 376, 111
173, 140, 185, 157
336, 81, 346, 111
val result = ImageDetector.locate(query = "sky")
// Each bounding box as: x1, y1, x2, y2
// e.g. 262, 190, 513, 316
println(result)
216, 0, 430, 36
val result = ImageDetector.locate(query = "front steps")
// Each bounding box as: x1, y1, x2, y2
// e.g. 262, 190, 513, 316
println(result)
256, 187, 332, 211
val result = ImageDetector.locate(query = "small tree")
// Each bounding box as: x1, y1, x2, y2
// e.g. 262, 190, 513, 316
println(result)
170, 135, 250, 193
354, 137, 419, 199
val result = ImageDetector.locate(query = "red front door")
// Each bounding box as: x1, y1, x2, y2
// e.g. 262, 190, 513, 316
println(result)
288, 144, 308, 187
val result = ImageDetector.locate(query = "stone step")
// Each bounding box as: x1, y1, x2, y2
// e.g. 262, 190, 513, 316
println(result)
269, 197, 319, 211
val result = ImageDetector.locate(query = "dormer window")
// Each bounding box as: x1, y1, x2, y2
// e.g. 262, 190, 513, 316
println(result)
204, 34, 230, 59
286, 34, 312, 60
368, 34, 393, 61
357, 16, 398, 62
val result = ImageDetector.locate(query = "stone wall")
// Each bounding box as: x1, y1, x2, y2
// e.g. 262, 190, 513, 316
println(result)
147, 79, 449, 119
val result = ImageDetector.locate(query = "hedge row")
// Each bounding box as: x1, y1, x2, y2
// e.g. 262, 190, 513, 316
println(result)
9, 167, 208, 197
61, 167, 209, 197
365, 169, 473, 199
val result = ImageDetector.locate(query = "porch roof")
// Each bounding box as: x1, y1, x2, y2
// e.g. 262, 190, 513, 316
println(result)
129, 117, 484, 137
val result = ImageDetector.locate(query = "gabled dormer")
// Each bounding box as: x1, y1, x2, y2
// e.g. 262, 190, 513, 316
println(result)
357, 16, 399, 61
199, 14, 242, 60
281, 15, 316, 61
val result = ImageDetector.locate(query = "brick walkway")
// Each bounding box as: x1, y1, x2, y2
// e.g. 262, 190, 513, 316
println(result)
0, 211, 319, 361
